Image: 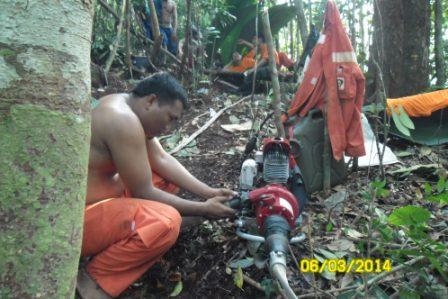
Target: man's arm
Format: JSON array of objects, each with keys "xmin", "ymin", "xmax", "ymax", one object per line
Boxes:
[
  {"xmin": 107, "ymin": 115, "xmax": 234, "ymax": 217},
  {"xmin": 147, "ymin": 138, "xmax": 232, "ymax": 198},
  {"xmin": 238, "ymin": 39, "xmax": 254, "ymax": 48}
]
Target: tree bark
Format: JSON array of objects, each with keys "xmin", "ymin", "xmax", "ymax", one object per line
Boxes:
[
  {"xmin": 0, "ymin": 1, "xmax": 92, "ymax": 298},
  {"xmin": 148, "ymin": 0, "xmax": 163, "ymax": 62},
  {"xmin": 97, "ymin": 0, "xmax": 119, "ymax": 21},
  {"xmin": 104, "ymin": 0, "xmax": 126, "ymax": 75},
  {"xmin": 179, "ymin": 0, "xmax": 192, "ymax": 83},
  {"xmin": 125, "ymin": 0, "xmax": 133, "ymax": 78},
  {"xmin": 262, "ymin": 9, "xmax": 285, "ymax": 138},
  {"xmin": 294, "ymin": 0, "xmax": 308, "ymax": 50},
  {"xmin": 434, "ymin": 0, "xmax": 446, "ymax": 86},
  {"xmin": 368, "ymin": 0, "xmax": 430, "ymax": 98}
]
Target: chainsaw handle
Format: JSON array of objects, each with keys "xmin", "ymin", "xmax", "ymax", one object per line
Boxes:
[{"xmin": 226, "ymin": 196, "xmax": 242, "ymax": 209}]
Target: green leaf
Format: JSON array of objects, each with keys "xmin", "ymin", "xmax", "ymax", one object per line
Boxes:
[
  {"xmin": 261, "ymin": 279, "xmax": 276, "ymax": 298},
  {"xmin": 234, "ymin": 266, "xmax": 244, "ymax": 289},
  {"xmin": 388, "ymin": 206, "xmax": 431, "ymax": 226},
  {"xmin": 424, "ymin": 183, "xmax": 432, "ymax": 196},
  {"xmin": 398, "ymin": 105, "xmax": 415, "ymax": 130},
  {"xmin": 426, "ymin": 192, "xmax": 448, "ymax": 204},
  {"xmin": 398, "ymin": 288, "xmax": 420, "ymax": 299},
  {"xmin": 377, "ymin": 189, "xmax": 390, "ymax": 198},
  {"xmin": 370, "ymin": 285, "xmax": 390, "ymax": 299},
  {"xmin": 426, "ymin": 254, "xmax": 448, "ymax": 282},
  {"xmin": 371, "ymin": 180, "xmax": 386, "ymax": 189},
  {"xmin": 391, "ymin": 109, "xmax": 410, "ymax": 136},
  {"xmin": 229, "ymin": 258, "xmax": 254, "ymax": 269},
  {"xmin": 437, "ymin": 177, "xmax": 446, "ymax": 193},
  {"xmin": 378, "ymin": 225, "xmax": 393, "ymax": 241},
  {"xmin": 326, "ymin": 222, "xmax": 333, "ymax": 232},
  {"xmin": 375, "ymin": 208, "xmax": 388, "ymax": 224},
  {"xmin": 0, "ymin": 48, "xmax": 16, "ymax": 57},
  {"xmin": 169, "ymin": 281, "xmax": 183, "ymax": 297}
]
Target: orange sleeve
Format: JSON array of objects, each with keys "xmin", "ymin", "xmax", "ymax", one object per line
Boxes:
[{"xmin": 226, "ymin": 65, "xmax": 246, "ymax": 73}]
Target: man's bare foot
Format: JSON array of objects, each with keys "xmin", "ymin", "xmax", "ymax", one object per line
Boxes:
[{"xmin": 76, "ymin": 266, "xmax": 111, "ymax": 299}]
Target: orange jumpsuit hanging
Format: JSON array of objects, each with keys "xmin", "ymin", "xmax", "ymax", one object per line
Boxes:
[
  {"xmin": 288, "ymin": 1, "xmax": 365, "ymax": 161},
  {"xmin": 81, "ymin": 173, "xmax": 181, "ymax": 297}
]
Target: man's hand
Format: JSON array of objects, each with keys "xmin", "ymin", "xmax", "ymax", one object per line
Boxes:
[
  {"xmin": 171, "ymin": 33, "xmax": 178, "ymax": 42},
  {"xmin": 209, "ymin": 188, "xmax": 237, "ymax": 198},
  {"xmin": 203, "ymin": 196, "xmax": 235, "ymax": 219}
]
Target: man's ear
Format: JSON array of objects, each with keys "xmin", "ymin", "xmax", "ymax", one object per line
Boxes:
[{"xmin": 145, "ymin": 94, "xmax": 158, "ymax": 109}]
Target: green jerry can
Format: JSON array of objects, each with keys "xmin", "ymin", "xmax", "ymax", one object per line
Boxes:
[{"xmin": 289, "ymin": 109, "xmax": 347, "ymax": 194}]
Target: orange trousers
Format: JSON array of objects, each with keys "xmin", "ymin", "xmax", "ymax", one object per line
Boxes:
[{"xmin": 81, "ymin": 173, "xmax": 181, "ymax": 297}]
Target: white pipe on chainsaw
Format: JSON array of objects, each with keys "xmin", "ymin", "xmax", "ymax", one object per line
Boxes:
[
  {"xmin": 271, "ymin": 264, "xmax": 298, "ymax": 299},
  {"xmin": 236, "ymin": 228, "xmax": 266, "ymax": 243},
  {"xmin": 269, "ymin": 251, "xmax": 298, "ymax": 299},
  {"xmin": 236, "ymin": 228, "xmax": 306, "ymax": 244}
]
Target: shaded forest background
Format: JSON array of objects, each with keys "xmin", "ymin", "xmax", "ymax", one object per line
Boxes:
[{"xmin": 91, "ymin": 0, "xmax": 447, "ymax": 96}]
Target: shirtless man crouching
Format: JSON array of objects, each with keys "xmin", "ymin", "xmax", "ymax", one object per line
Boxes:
[{"xmin": 76, "ymin": 72, "xmax": 235, "ymax": 298}]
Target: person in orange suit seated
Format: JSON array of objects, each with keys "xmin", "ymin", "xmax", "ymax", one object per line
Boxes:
[
  {"xmin": 237, "ymin": 34, "xmax": 281, "ymax": 94},
  {"xmin": 223, "ymin": 52, "xmax": 255, "ymax": 73},
  {"xmin": 76, "ymin": 72, "xmax": 236, "ymax": 298},
  {"xmin": 209, "ymin": 52, "xmax": 255, "ymax": 87}
]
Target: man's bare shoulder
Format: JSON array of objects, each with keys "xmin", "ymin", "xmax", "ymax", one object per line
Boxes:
[{"xmin": 92, "ymin": 93, "xmax": 143, "ymax": 142}]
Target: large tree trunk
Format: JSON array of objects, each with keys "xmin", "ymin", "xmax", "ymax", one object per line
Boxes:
[
  {"xmin": 0, "ymin": 1, "xmax": 92, "ymax": 298},
  {"xmin": 368, "ymin": 0, "xmax": 430, "ymax": 98},
  {"xmin": 434, "ymin": 0, "xmax": 446, "ymax": 86}
]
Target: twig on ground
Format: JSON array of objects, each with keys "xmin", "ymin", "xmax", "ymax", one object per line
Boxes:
[
  {"xmin": 242, "ymin": 273, "xmax": 264, "ymax": 292},
  {"xmin": 169, "ymin": 95, "xmax": 252, "ymax": 155},
  {"xmin": 295, "ymin": 256, "xmax": 425, "ymax": 297},
  {"xmin": 355, "ymin": 256, "xmax": 425, "ymax": 293},
  {"xmin": 288, "ymin": 244, "xmax": 335, "ymax": 299}
]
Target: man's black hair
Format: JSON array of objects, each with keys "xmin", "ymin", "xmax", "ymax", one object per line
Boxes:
[
  {"xmin": 132, "ymin": 72, "xmax": 188, "ymax": 109},
  {"xmin": 256, "ymin": 33, "xmax": 265, "ymax": 41}
]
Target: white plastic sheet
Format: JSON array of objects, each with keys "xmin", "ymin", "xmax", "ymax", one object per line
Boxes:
[{"xmin": 344, "ymin": 114, "xmax": 399, "ymax": 167}]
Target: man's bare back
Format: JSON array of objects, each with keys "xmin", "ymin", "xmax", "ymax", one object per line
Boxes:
[
  {"xmin": 160, "ymin": 0, "xmax": 176, "ymax": 28},
  {"xmin": 86, "ymin": 93, "xmax": 135, "ymax": 204}
]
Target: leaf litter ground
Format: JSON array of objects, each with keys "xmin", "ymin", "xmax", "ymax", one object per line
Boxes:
[{"xmin": 91, "ymin": 83, "xmax": 447, "ymax": 299}]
